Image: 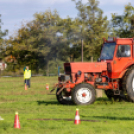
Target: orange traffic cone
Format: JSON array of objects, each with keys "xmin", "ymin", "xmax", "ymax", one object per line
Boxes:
[
  {"xmin": 46, "ymin": 83, "xmax": 49, "ymax": 90},
  {"xmin": 74, "ymin": 109, "xmax": 80, "ymax": 125},
  {"xmin": 14, "ymin": 112, "xmax": 20, "ymax": 129},
  {"xmin": 25, "ymin": 84, "xmax": 27, "ymax": 90}
]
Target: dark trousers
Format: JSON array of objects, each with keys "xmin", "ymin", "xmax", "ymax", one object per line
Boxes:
[{"xmin": 24, "ymin": 79, "xmax": 30, "ymax": 88}]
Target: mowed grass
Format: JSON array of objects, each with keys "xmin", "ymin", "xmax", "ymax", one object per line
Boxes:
[{"xmin": 1, "ymin": 77, "xmax": 134, "ymax": 134}]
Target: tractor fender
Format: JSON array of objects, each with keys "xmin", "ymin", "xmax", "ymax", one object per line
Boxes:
[
  {"xmin": 119, "ymin": 63, "xmax": 134, "ymax": 78},
  {"xmin": 72, "ymin": 82, "xmax": 95, "ymax": 90},
  {"xmin": 118, "ymin": 69, "xmax": 128, "ymax": 78}
]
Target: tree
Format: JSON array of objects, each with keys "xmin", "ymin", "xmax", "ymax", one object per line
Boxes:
[
  {"xmin": 72, "ymin": 0, "xmax": 109, "ymax": 60},
  {"xmin": 0, "ymin": 14, "xmax": 8, "ymax": 60},
  {"xmin": 33, "ymin": 10, "xmax": 69, "ymax": 75},
  {"xmin": 111, "ymin": 3, "xmax": 134, "ymax": 38},
  {"xmin": 6, "ymin": 1, "xmax": 110, "ymax": 74},
  {"xmin": 7, "ymin": 10, "xmax": 69, "ymax": 75}
]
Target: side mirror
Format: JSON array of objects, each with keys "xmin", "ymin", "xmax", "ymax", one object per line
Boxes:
[{"xmin": 97, "ymin": 58, "xmax": 101, "ymax": 62}]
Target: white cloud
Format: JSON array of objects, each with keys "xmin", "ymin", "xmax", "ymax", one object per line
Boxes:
[
  {"xmin": 0, "ymin": 11, "xmax": 7, "ymax": 15},
  {"xmin": 103, "ymin": 10, "xmax": 123, "ymax": 19},
  {"xmin": 0, "ymin": 0, "xmax": 27, "ymax": 4},
  {"xmin": 81, "ymin": 0, "xmax": 88, "ymax": 3},
  {"xmin": 99, "ymin": 0, "xmax": 134, "ymax": 6},
  {"xmin": 1, "ymin": 0, "xmax": 133, "ymax": 5},
  {"xmin": 113, "ymin": 0, "xmax": 134, "ymax": 5},
  {"xmin": 0, "ymin": 0, "xmax": 70, "ymax": 4},
  {"xmin": 67, "ymin": 0, "xmax": 134, "ymax": 6}
]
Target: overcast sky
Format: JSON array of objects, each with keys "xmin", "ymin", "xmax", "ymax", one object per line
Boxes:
[{"xmin": 1, "ymin": 0, "xmax": 134, "ymax": 38}]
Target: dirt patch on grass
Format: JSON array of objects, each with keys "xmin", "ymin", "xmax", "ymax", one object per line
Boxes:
[{"xmin": 0, "ymin": 101, "xmax": 16, "ymax": 104}]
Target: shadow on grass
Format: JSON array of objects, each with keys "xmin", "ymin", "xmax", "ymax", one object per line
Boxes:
[
  {"xmin": 37, "ymin": 100, "xmax": 74, "ymax": 106},
  {"xmin": 96, "ymin": 97, "xmax": 110, "ymax": 101},
  {"xmin": 96, "ymin": 97, "xmax": 128, "ymax": 104},
  {"xmin": 37, "ymin": 98, "xmax": 118, "ymax": 106},
  {"xmin": 37, "ymin": 100, "xmax": 59, "ymax": 105},
  {"xmin": 93, "ymin": 116, "xmax": 134, "ymax": 121},
  {"xmin": 95, "ymin": 97, "xmax": 114, "ymax": 104},
  {"xmin": 80, "ymin": 114, "xmax": 134, "ymax": 121}
]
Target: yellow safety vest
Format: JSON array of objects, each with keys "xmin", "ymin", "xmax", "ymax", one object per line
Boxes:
[{"xmin": 24, "ymin": 70, "xmax": 31, "ymax": 79}]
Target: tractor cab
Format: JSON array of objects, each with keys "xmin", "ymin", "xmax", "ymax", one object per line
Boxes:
[
  {"xmin": 100, "ymin": 38, "xmax": 132, "ymax": 61},
  {"xmin": 100, "ymin": 38, "xmax": 133, "ymax": 78}
]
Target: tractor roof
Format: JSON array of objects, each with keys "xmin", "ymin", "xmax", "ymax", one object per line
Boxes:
[{"xmin": 103, "ymin": 38, "xmax": 134, "ymax": 45}]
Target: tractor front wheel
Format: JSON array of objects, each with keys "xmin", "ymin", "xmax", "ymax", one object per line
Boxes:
[
  {"xmin": 56, "ymin": 88, "xmax": 72, "ymax": 104},
  {"xmin": 72, "ymin": 83, "xmax": 96, "ymax": 105}
]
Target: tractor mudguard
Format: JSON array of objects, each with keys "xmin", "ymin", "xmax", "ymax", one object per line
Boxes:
[{"xmin": 118, "ymin": 69, "xmax": 128, "ymax": 78}]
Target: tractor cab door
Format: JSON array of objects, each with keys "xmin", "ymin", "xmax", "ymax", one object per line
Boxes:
[{"xmin": 113, "ymin": 44, "xmax": 132, "ymax": 78}]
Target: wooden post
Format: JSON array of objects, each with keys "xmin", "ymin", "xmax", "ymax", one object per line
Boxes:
[
  {"xmin": 81, "ymin": 39, "xmax": 83, "ymax": 62},
  {"xmin": 96, "ymin": 89, "xmax": 103, "ymax": 98},
  {"xmin": 91, "ymin": 57, "xmax": 93, "ymax": 62}
]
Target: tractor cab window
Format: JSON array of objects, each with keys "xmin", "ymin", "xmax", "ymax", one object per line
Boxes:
[
  {"xmin": 100, "ymin": 43, "xmax": 116, "ymax": 60},
  {"xmin": 116, "ymin": 45, "xmax": 131, "ymax": 57}
]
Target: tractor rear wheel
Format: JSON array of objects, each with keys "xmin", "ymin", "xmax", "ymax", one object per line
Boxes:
[
  {"xmin": 56, "ymin": 88, "xmax": 73, "ymax": 104},
  {"xmin": 126, "ymin": 69, "xmax": 134, "ymax": 101},
  {"xmin": 72, "ymin": 83, "xmax": 96, "ymax": 105}
]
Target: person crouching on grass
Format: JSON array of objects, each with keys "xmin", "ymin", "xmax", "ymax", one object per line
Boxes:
[{"xmin": 24, "ymin": 66, "xmax": 31, "ymax": 88}]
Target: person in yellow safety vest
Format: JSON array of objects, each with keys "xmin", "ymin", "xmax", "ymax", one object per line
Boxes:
[{"xmin": 24, "ymin": 66, "xmax": 31, "ymax": 88}]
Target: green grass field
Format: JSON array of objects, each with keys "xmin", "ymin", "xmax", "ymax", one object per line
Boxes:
[{"xmin": 1, "ymin": 76, "xmax": 134, "ymax": 134}]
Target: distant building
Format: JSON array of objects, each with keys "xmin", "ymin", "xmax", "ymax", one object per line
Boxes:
[{"xmin": 0, "ymin": 62, "xmax": 7, "ymax": 70}]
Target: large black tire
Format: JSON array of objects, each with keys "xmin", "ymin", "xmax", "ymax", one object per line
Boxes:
[
  {"xmin": 105, "ymin": 89, "xmax": 125, "ymax": 101},
  {"xmin": 105, "ymin": 89, "xmax": 113, "ymax": 100},
  {"xmin": 72, "ymin": 83, "xmax": 96, "ymax": 105},
  {"xmin": 119, "ymin": 66, "xmax": 134, "ymax": 102},
  {"xmin": 56, "ymin": 88, "xmax": 73, "ymax": 104},
  {"xmin": 126, "ymin": 69, "xmax": 134, "ymax": 101}
]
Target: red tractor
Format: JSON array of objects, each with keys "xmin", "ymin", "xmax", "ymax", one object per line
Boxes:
[{"xmin": 51, "ymin": 38, "xmax": 134, "ymax": 105}]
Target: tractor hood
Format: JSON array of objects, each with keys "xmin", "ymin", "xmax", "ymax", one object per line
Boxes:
[{"xmin": 64, "ymin": 62, "xmax": 107, "ymax": 74}]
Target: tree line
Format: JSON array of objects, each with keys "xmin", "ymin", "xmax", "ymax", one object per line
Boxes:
[{"xmin": 0, "ymin": 0, "xmax": 134, "ymax": 76}]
